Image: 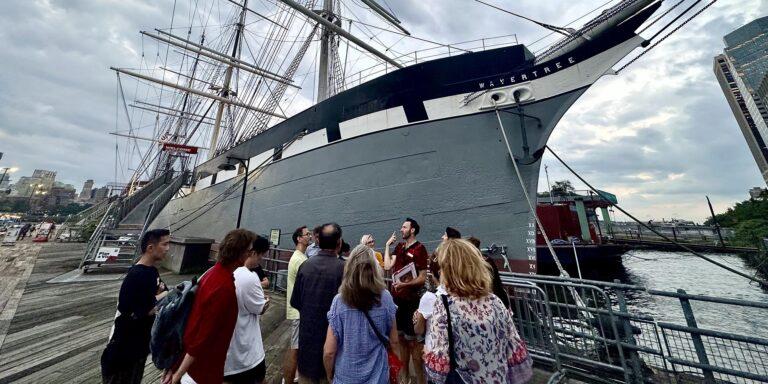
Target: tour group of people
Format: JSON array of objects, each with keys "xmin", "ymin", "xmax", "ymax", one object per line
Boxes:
[{"xmin": 100, "ymin": 218, "xmax": 533, "ymax": 384}]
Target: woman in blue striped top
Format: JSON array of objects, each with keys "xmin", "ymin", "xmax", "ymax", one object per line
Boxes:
[{"xmin": 323, "ymin": 245, "xmax": 400, "ymax": 384}]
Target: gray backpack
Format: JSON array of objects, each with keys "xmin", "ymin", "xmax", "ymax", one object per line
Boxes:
[{"xmin": 150, "ymin": 277, "xmax": 199, "ymax": 370}]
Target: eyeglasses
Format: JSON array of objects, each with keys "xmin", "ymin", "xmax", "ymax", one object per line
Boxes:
[{"xmin": 302, "ymin": 233, "xmax": 312, "ymax": 237}]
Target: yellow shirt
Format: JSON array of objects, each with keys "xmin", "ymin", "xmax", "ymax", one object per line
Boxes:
[
  {"xmin": 374, "ymin": 251, "xmax": 384, "ymax": 268},
  {"xmin": 286, "ymin": 249, "xmax": 307, "ymax": 320}
]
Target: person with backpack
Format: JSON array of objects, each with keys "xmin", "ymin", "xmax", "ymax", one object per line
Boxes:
[
  {"xmin": 101, "ymin": 228, "xmax": 170, "ymax": 384},
  {"xmin": 224, "ymin": 234, "xmax": 272, "ymax": 383},
  {"xmin": 323, "ymin": 245, "xmax": 399, "ymax": 384},
  {"xmin": 164, "ymin": 229, "xmax": 258, "ymax": 384}
]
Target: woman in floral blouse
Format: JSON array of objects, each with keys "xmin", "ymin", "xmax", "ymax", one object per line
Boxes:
[{"xmin": 423, "ymin": 239, "xmax": 533, "ymax": 384}]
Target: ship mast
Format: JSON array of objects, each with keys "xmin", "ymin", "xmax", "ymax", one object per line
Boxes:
[
  {"xmin": 208, "ymin": 0, "xmax": 248, "ymax": 159},
  {"xmin": 316, "ymin": 0, "xmax": 335, "ymax": 102}
]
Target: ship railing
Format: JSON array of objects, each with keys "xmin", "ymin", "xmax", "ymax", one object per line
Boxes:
[
  {"xmin": 343, "ymin": 33, "xmax": 519, "ymax": 90},
  {"xmin": 501, "ymin": 272, "xmax": 768, "ymax": 383},
  {"xmin": 538, "ymin": 189, "xmax": 616, "ymax": 204}
]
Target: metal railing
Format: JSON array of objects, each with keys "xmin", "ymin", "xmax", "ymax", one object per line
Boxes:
[
  {"xmin": 239, "ymin": 247, "xmax": 768, "ymax": 383},
  {"xmin": 78, "ymin": 201, "xmax": 118, "ymax": 269},
  {"xmin": 53, "ymin": 197, "xmax": 117, "ymax": 241},
  {"xmin": 115, "ymin": 170, "xmax": 173, "ymax": 224},
  {"xmin": 132, "ymin": 171, "xmax": 190, "ymax": 262},
  {"xmin": 79, "ymin": 171, "xmax": 176, "ymax": 270},
  {"xmin": 343, "ymin": 34, "xmax": 519, "ymax": 90},
  {"xmin": 611, "ymin": 222, "xmax": 736, "ymax": 244},
  {"xmin": 501, "ymin": 272, "xmax": 768, "ymax": 383}
]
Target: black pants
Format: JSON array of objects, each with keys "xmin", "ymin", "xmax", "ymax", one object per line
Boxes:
[
  {"xmin": 224, "ymin": 360, "xmax": 266, "ymax": 384},
  {"xmin": 101, "ymin": 357, "xmax": 145, "ymax": 384}
]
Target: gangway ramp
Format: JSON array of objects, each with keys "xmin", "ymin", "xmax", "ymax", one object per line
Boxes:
[{"xmin": 79, "ymin": 171, "xmax": 188, "ymax": 272}]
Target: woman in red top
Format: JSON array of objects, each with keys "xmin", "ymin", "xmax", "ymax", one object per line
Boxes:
[{"xmin": 164, "ymin": 229, "xmax": 258, "ymax": 384}]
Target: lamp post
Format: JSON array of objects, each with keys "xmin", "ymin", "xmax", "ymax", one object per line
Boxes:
[
  {"xmin": 0, "ymin": 167, "xmax": 18, "ymax": 192},
  {"xmin": 218, "ymin": 157, "xmax": 249, "ymax": 228}
]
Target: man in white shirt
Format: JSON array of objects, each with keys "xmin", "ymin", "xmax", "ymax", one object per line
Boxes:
[{"xmin": 224, "ymin": 235, "xmax": 272, "ymax": 384}]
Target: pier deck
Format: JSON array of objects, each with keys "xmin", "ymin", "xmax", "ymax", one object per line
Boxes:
[{"xmin": 0, "ymin": 240, "xmax": 293, "ymax": 383}]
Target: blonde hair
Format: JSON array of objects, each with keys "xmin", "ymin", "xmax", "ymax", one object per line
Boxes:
[
  {"xmin": 340, "ymin": 245, "xmax": 386, "ymax": 310},
  {"xmin": 360, "ymin": 234, "xmax": 374, "ymax": 245},
  {"xmin": 436, "ymin": 238, "xmax": 492, "ymax": 299}
]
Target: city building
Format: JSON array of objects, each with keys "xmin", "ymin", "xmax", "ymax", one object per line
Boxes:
[
  {"xmin": 757, "ymin": 73, "xmax": 768, "ymax": 109},
  {"xmin": 714, "ymin": 16, "xmax": 768, "ymax": 186},
  {"xmin": 13, "ymin": 169, "xmax": 58, "ymax": 196},
  {"xmin": 79, "ymin": 179, "xmax": 94, "ymax": 201},
  {"xmin": 32, "ymin": 169, "xmax": 57, "ymax": 190},
  {"xmin": 49, "ymin": 185, "xmax": 77, "ymax": 207},
  {"xmin": 91, "ymin": 186, "xmax": 110, "ymax": 202}
]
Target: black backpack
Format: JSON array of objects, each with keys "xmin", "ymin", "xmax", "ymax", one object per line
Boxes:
[{"xmin": 150, "ymin": 277, "xmax": 199, "ymax": 370}]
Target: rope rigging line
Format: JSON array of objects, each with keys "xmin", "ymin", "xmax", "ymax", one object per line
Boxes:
[
  {"xmin": 527, "ymin": 0, "xmax": 618, "ymax": 53},
  {"xmin": 645, "ymin": 0, "xmax": 704, "ymax": 43},
  {"xmin": 638, "ymin": 0, "xmax": 686, "ymax": 34},
  {"xmin": 492, "ymin": 107, "xmax": 569, "ymax": 278},
  {"xmin": 544, "ymin": 145, "xmax": 768, "ymax": 287},
  {"xmin": 169, "ymin": 129, "xmax": 306, "ymax": 231},
  {"xmin": 616, "ymin": 0, "xmax": 718, "ymax": 74},
  {"xmin": 474, "ymin": 0, "xmax": 573, "ymax": 37},
  {"xmin": 492, "ymin": 105, "xmax": 596, "ymax": 321}
]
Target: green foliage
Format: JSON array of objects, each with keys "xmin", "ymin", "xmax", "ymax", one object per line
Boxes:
[
  {"xmin": 551, "ymin": 180, "xmax": 576, "ymax": 196},
  {"xmin": 732, "ymin": 219, "xmax": 768, "ymax": 248},
  {"xmin": 707, "ymin": 197, "xmax": 768, "ymax": 247},
  {"xmin": 50, "ymin": 203, "xmax": 91, "ymax": 216},
  {"xmin": 0, "ymin": 199, "xmax": 29, "ymax": 212},
  {"xmin": 80, "ymin": 220, "xmax": 97, "ymax": 242}
]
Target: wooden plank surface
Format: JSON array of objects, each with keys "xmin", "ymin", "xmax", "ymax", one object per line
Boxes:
[{"xmin": 0, "ymin": 241, "xmax": 291, "ymax": 384}]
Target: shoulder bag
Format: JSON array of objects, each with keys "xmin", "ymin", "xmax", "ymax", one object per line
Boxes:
[
  {"xmin": 362, "ymin": 310, "xmax": 403, "ymax": 384},
  {"xmin": 440, "ymin": 295, "xmax": 467, "ymax": 384}
]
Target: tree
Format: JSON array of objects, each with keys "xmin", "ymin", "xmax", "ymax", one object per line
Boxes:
[
  {"xmin": 550, "ymin": 180, "xmax": 575, "ymax": 196},
  {"xmin": 51, "ymin": 203, "xmax": 91, "ymax": 216},
  {"xmin": 732, "ymin": 219, "xmax": 768, "ymax": 248},
  {"xmin": 706, "ymin": 198, "xmax": 768, "ymax": 247}
]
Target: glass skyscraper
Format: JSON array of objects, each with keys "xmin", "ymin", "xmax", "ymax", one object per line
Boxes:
[{"xmin": 714, "ymin": 16, "xmax": 768, "ymax": 186}]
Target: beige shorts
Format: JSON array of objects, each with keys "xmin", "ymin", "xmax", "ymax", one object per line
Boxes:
[{"xmin": 290, "ymin": 318, "xmax": 300, "ymax": 349}]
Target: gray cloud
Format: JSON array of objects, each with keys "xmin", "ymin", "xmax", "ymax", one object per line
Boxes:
[{"xmin": 0, "ymin": 0, "xmax": 765, "ymax": 221}]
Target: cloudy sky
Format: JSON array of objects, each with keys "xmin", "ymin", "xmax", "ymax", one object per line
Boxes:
[{"xmin": 0, "ymin": 0, "xmax": 765, "ymax": 221}]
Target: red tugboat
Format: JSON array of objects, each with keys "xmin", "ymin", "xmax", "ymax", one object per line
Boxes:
[{"xmin": 535, "ymin": 189, "xmax": 628, "ymax": 275}]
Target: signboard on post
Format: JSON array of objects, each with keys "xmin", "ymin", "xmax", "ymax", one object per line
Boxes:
[
  {"xmin": 95, "ymin": 247, "xmax": 121, "ymax": 262},
  {"xmin": 269, "ymin": 229, "xmax": 280, "ymax": 246},
  {"xmin": 162, "ymin": 143, "xmax": 199, "ymax": 154}
]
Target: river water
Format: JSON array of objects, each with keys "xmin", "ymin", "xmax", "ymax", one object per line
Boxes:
[{"xmin": 583, "ymin": 250, "xmax": 768, "ymax": 337}]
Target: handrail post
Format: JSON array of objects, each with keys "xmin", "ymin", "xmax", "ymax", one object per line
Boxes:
[
  {"xmin": 615, "ymin": 280, "xmax": 644, "ymax": 383},
  {"xmin": 678, "ymin": 289, "xmax": 715, "ymax": 383}
]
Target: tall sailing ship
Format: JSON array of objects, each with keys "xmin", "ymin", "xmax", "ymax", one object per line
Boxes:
[{"xmin": 106, "ymin": 0, "xmax": 671, "ymax": 273}]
